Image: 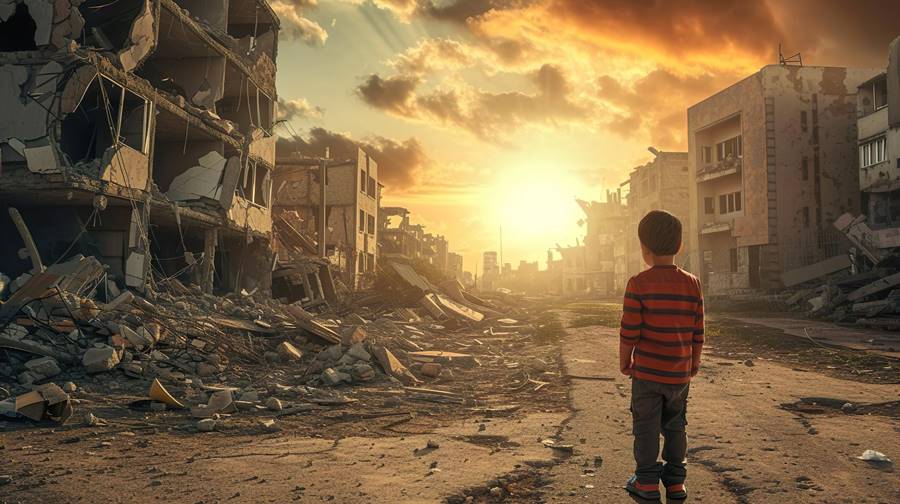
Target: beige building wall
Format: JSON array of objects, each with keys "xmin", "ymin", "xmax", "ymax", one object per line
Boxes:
[{"xmin": 688, "ymin": 65, "xmax": 880, "ymax": 294}]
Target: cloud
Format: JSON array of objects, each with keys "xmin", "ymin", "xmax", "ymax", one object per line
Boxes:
[
  {"xmin": 357, "ymin": 64, "xmax": 592, "ymax": 141},
  {"xmin": 270, "ymin": 0, "xmax": 328, "ymax": 46},
  {"xmin": 391, "ymin": 38, "xmax": 476, "ymax": 75},
  {"xmin": 356, "ymin": 74, "xmax": 420, "ymax": 114},
  {"xmin": 277, "ymin": 128, "xmax": 431, "ymax": 189},
  {"xmin": 278, "ymin": 97, "xmax": 324, "ymax": 121}
]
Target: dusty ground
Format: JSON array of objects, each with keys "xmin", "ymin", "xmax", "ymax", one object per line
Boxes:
[{"xmin": 2, "ymin": 304, "xmax": 899, "ymax": 503}]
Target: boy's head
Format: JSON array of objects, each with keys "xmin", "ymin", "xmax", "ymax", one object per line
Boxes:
[{"xmin": 638, "ymin": 210, "xmax": 682, "ymax": 266}]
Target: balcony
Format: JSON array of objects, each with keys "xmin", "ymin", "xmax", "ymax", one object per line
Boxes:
[
  {"xmin": 697, "ymin": 157, "xmax": 742, "ymax": 183},
  {"xmin": 700, "ymin": 221, "xmax": 732, "ymax": 235}
]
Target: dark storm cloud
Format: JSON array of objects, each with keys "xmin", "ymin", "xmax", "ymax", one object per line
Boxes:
[
  {"xmin": 356, "ymin": 74, "xmax": 420, "ymax": 114},
  {"xmin": 277, "ymin": 128, "xmax": 430, "ymax": 189}
]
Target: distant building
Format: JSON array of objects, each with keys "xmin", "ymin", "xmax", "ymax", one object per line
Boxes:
[
  {"xmin": 688, "ymin": 65, "xmax": 880, "ymax": 294},
  {"xmin": 481, "ymin": 251, "xmax": 499, "ymax": 290},
  {"xmin": 577, "ymin": 193, "xmax": 628, "ymax": 295},
  {"xmin": 447, "ymin": 252, "xmax": 464, "ymax": 281},
  {"xmin": 380, "ymin": 207, "xmax": 423, "ymax": 261},
  {"xmin": 623, "ymin": 150, "xmax": 691, "ymax": 283},
  {"xmin": 273, "ymin": 148, "xmax": 379, "ymax": 288},
  {"xmin": 557, "ymin": 245, "xmax": 587, "ymax": 294}
]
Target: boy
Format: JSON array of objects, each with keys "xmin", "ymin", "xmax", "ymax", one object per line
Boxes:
[{"xmin": 620, "ymin": 210, "xmax": 704, "ymax": 501}]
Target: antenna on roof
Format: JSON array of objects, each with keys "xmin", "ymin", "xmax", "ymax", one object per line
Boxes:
[{"xmin": 779, "ymin": 43, "xmax": 803, "ymax": 67}]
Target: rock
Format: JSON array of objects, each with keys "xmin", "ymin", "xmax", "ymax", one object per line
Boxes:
[
  {"xmin": 345, "ymin": 343, "xmax": 371, "ymax": 362},
  {"xmin": 263, "ymin": 351, "xmax": 281, "ymax": 363},
  {"xmin": 265, "ymin": 397, "xmax": 283, "ymax": 412},
  {"xmin": 316, "ymin": 345, "xmax": 344, "ymax": 363},
  {"xmin": 17, "ymin": 371, "xmax": 38, "ymax": 385},
  {"xmin": 138, "ymin": 324, "xmax": 161, "ymax": 344},
  {"xmin": 196, "ymin": 363, "xmax": 218, "ymax": 377},
  {"xmin": 120, "ymin": 326, "xmax": 152, "ymax": 350},
  {"xmin": 121, "ymin": 362, "xmax": 143, "ymax": 378},
  {"xmin": 239, "ymin": 390, "xmax": 260, "ymax": 402},
  {"xmin": 62, "ymin": 381, "xmax": 77, "ymax": 393},
  {"xmin": 489, "ymin": 487, "xmax": 503, "ymax": 498},
  {"xmin": 322, "ymin": 367, "xmax": 350, "ymax": 386},
  {"xmin": 276, "ymin": 341, "xmax": 303, "ymax": 361},
  {"xmin": 82, "ymin": 345, "xmax": 120, "ymax": 373},
  {"xmin": 196, "ymin": 418, "xmax": 216, "ymax": 432},
  {"xmin": 420, "ymin": 362, "xmax": 442, "ymax": 378},
  {"xmin": 341, "ymin": 325, "xmax": 368, "ymax": 346},
  {"xmin": 743, "ymin": 359, "xmax": 755, "ymax": 367},
  {"xmin": 351, "ymin": 363, "xmax": 375, "ymax": 381},
  {"xmin": 1, "ymin": 323, "xmax": 28, "ymax": 340},
  {"xmin": 841, "ymin": 402, "xmax": 856, "ymax": 413}
]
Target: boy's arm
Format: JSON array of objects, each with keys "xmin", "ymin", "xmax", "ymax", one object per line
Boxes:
[
  {"xmin": 691, "ymin": 284, "xmax": 705, "ymax": 376},
  {"xmin": 620, "ymin": 278, "xmax": 642, "ymax": 375}
]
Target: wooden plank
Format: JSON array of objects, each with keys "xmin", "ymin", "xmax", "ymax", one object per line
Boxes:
[{"xmin": 283, "ymin": 305, "xmax": 341, "ymax": 344}]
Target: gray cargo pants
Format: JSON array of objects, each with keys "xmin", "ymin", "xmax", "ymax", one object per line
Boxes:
[{"xmin": 631, "ymin": 378, "xmax": 690, "ymax": 486}]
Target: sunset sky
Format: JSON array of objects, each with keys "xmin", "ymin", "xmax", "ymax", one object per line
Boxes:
[{"xmin": 273, "ymin": 0, "xmax": 900, "ymax": 273}]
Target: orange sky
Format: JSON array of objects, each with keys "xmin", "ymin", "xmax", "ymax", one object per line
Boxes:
[{"xmin": 274, "ymin": 0, "xmax": 900, "ymax": 273}]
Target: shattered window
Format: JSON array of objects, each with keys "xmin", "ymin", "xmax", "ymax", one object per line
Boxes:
[
  {"xmin": 61, "ymin": 75, "xmax": 149, "ymax": 163},
  {"xmin": 0, "ymin": 3, "xmax": 38, "ymax": 51}
]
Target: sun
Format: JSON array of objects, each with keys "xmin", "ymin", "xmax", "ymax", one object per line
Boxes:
[{"xmin": 489, "ymin": 162, "xmax": 585, "ymax": 263}]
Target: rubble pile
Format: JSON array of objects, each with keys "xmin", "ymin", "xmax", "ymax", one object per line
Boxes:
[
  {"xmin": 1, "ymin": 254, "xmax": 552, "ymax": 428},
  {"xmin": 781, "ymin": 213, "xmax": 900, "ymax": 329}
]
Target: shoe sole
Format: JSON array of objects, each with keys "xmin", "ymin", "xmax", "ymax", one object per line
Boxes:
[
  {"xmin": 625, "ymin": 485, "xmax": 661, "ymax": 500},
  {"xmin": 666, "ymin": 491, "xmax": 688, "ymax": 500}
]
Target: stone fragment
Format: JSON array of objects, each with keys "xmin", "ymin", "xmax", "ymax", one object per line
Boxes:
[
  {"xmin": 82, "ymin": 345, "xmax": 120, "ymax": 373},
  {"xmin": 196, "ymin": 418, "xmax": 216, "ymax": 432},
  {"xmin": 25, "ymin": 356, "xmax": 62, "ymax": 380},
  {"xmin": 316, "ymin": 345, "xmax": 343, "ymax": 363},
  {"xmin": 345, "ymin": 343, "xmax": 371, "ymax": 362},
  {"xmin": 420, "ymin": 362, "xmax": 442, "ymax": 378},
  {"xmin": 265, "ymin": 397, "xmax": 283, "ymax": 412},
  {"xmin": 276, "ymin": 341, "xmax": 303, "ymax": 361},
  {"xmin": 340, "ymin": 325, "xmax": 367, "ymax": 346},
  {"xmin": 321, "ymin": 367, "xmax": 350, "ymax": 386},
  {"xmin": 239, "ymin": 390, "xmax": 259, "ymax": 402},
  {"xmin": 61, "ymin": 381, "xmax": 77, "ymax": 393},
  {"xmin": 196, "ymin": 363, "xmax": 217, "ymax": 377}
]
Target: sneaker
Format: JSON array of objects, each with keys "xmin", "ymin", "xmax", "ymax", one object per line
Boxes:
[
  {"xmin": 625, "ymin": 475, "xmax": 661, "ymax": 500},
  {"xmin": 665, "ymin": 483, "xmax": 688, "ymax": 500}
]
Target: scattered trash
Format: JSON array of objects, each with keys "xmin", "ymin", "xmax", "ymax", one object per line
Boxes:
[{"xmin": 857, "ymin": 450, "xmax": 892, "ymax": 463}]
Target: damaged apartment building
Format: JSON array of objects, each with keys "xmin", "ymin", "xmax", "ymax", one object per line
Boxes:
[
  {"xmin": 0, "ymin": 0, "xmax": 280, "ymax": 294},
  {"xmin": 847, "ymin": 36, "xmax": 900, "ymax": 243},
  {"xmin": 687, "ymin": 64, "xmax": 880, "ymax": 294},
  {"xmin": 273, "ymin": 149, "xmax": 380, "ymax": 289},
  {"xmin": 570, "ymin": 192, "xmax": 627, "ymax": 295},
  {"xmin": 619, "ymin": 149, "xmax": 691, "ymax": 289}
]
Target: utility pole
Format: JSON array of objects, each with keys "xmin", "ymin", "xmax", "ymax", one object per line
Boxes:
[
  {"xmin": 318, "ymin": 148, "xmax": 330, "ymax": 258},
  {"xmin": 499, "ymin": 225, "xmax": 503, "ymax": 278}
]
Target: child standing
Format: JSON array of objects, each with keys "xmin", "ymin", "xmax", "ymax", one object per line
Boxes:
[{"xmin": 620, "ymin": 210, "xmax": 704, "ymax": 501}]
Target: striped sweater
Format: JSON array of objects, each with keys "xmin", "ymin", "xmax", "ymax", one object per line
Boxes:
[{"xmin": 619, "ymin": 265, "xmax": 704, "ymax": 384}]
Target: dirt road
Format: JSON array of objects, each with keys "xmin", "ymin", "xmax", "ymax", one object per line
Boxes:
[
  {"xmin": 2, "ymin": 309, "xmax": 898, "ymax": 503},
  {"xmin": 538, "ymin": 314, "xmax": 899, "ymax": 503}
]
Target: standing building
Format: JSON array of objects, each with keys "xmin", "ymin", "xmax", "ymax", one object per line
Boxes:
[
  {"xmin": 273, "ymin": 148, "xmax": 379, "ymax": 288},
  {"xmin": 624, "ymin": 150, "xmax": 691, "ymax": 281},
  {"xmin": 687, "ymin": 64, "xmax": 880, "ymax": 294},
  {"xmin": 0, "ymin": 0, "xmax": 280, "ymax": 295},
  {"xmin": 481, "ymin": 251, "xmax": 499, "ymax": 290},
  {"xmin": 856, "ymin": 37, "xmax": 900, "ymax": 233}
]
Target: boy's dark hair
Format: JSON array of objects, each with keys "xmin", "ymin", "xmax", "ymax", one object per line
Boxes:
[{"xmin": 638, "ymin": 210, "xmax": 682, "ymax": 256}]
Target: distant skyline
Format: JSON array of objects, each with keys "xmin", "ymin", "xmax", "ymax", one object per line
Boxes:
[{"xmin": 273, "ymin": 0, "xmax": 900, "ymax": 272}]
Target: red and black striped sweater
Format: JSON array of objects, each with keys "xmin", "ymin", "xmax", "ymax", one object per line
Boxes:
[{"xmin": 619, "ymin": 265, "xmax": 704, "ymax": 385}]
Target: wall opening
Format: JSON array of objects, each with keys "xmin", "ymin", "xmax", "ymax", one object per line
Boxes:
[{"xmin": 0, "ymin": 3, "xmax": 38, "ymax": 51}]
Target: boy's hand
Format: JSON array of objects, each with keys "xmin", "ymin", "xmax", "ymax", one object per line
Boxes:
[
  {"xmin": 621, "ymin": 364, "xmax": 634, "ymax": 376},
  {"xmin": 690, "ymin": 366, "xmax": 699, "ymax": 377}
]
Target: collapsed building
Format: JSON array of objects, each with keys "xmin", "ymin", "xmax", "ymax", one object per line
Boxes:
[
  {"xmin": 0, "ymin": 0, "xmax": 280, "ymax": 295},
  {"xmin": 273, "ymin": 149, "xmax": 380, "ymax": 289},
  {"xmin": 573, "ymin": 192, "xmax": 627, "ymax": 295},
  {"xmin": 380, "ymin": 206, "xmax": 424, "ymax": 261},
  {"xmin": 687, "ymin": 64, "xmax": 881, "ymax": 294}
]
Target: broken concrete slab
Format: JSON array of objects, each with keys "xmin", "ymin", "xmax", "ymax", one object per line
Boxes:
[
  {"xmin": 782, "ymin": 255, "xmax": 852, "ymax": 288},
  {"xmin": 166, "ymin": 151, "xmax": 227, "ymax": 202},
  {"xmin": 276, "ymin": 341, "xmax": 303, "ymax": 361},
  {"xmin": 82, "ymin": 345, "xmax": 120, "ymax": 373},
  {"xmin": 372, "ymin": 346, "xmax": 419, "ymax": 384},
  {"xmin": 847, "ymin": 271, "xmax": 900, "ymax": 302}
]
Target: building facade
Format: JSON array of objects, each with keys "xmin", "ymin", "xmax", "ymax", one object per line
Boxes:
[
  {"xmin": 273, "ymin": 148, "xmax": 379, "ymax": 287},
  {"xmin": 688, "ymin": 65, "xmax": 880, "ymax": 294},
  {"xmin": 0, "ymin": 0, "xmax": 280, "ymax": 294},
  {"xmin": 857, "ymin": 37, "xmax": 900, "ymax": 233},
  {"xmin": 624, "ymin": 150, "xmax": 692, "ymax": 282},
  {"xmin": 577, "ymin": 193, "xmax": 628, "ymax": 295}
]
